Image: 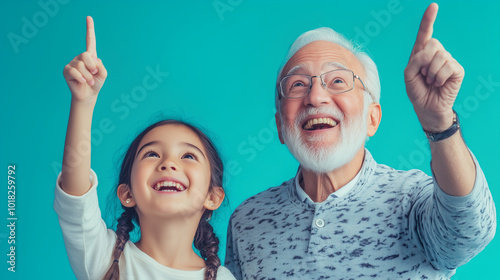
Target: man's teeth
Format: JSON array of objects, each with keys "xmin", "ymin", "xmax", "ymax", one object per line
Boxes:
[
  {"xmin": 154, "ymin": 181, "xmax": 187, "ymax": 192},
  {"xmin": 303, "ymin": 118, "xmax": 338, "ymax": 130}
]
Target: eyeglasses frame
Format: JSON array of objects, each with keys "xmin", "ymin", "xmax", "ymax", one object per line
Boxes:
[{"xmin": 278, "ymin": 69, "xmax": 374, "ymax": 101}]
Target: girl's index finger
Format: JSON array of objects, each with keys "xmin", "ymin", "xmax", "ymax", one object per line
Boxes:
[
  {"xmin": 86, "ymin": 16, "xmax": 97, "ymax": 56},
  {"xmin": 412, "ymin": 3, "xmax": 438, "ymax": 55}
]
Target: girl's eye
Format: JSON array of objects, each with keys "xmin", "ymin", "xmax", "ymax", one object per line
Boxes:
[
  {"xmin": 182, "ymin": 153, "xmax": 197, "ymax": 160},
  {"xmin": 144, "ymin": 151, "xmax": 159, "ymax": 158}
]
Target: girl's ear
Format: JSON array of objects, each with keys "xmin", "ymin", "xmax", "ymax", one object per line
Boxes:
[
  {"xmin": 204, "ymin": 186, "xmax": 225, "ymax": 210},
  {"xmin": 117, "ymin": 184, "xmax": 136, "ymax": 207}
]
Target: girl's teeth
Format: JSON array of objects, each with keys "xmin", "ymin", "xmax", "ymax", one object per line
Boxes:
[{"xmin": 154, "ymin": 181, "xmax": 187, "ymax": 191}]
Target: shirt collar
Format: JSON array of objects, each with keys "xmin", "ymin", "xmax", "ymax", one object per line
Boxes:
[{"xmin": 294, "ymin": 166, "xmax": 361, "ymax": 204}]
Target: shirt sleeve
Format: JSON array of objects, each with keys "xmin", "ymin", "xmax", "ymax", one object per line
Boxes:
[
  {"xmin": 53, "ymin": 170, "xmax": 116, "ymax": 280},
  {"xmin": 225, "ymin": 215, "xmax": 243, "ymax": 280},
  {"xmin": 408, "ymin": 151, "xmax": 496, "ymax": 270},
  {"xmin": 216, "ymin": 266, "xmax": 237, "ymax": 280}
]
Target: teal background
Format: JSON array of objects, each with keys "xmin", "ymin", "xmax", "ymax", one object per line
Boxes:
[{"xmin": 1, "ymin": 0, "xmax": 499, "ymax": 279}]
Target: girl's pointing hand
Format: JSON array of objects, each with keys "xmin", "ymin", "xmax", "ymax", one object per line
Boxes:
[{"xmin": 63, "ymin": 16, "xmax": 107, "ymax": 104}]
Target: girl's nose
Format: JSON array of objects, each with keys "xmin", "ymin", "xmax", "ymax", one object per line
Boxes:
[
  {"xmin": 159, "ymin": 160, "xmax": 177, "ymax": 171},
  {"xmin": 160, "ymin": 166, "xmax": 176, "ymax": 171}
]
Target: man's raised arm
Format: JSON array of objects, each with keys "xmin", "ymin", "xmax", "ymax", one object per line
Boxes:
[{"xmin": 404, "ymin": 3, "xmax": 474, "ymax": 196}]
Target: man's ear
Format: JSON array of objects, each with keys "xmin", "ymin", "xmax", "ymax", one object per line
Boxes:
[
  {"xmin": 203, "ymin": 186, "xmax": 225, "ymax": 210},
  {"xmin": 275, "ymin": 112, "xmax": 285, "ymax": 144},
  {"xmin": 367, "ymin": 103, "xmax": 382, "ymax": 137},
  {"xmin": 117, "ymin": 184, "xmax": 136, "ymax": 207}
]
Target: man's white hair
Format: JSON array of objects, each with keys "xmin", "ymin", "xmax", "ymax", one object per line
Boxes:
[{"xmin": 275, "ymin": 27, "xmax": 381, "ymax": 111}]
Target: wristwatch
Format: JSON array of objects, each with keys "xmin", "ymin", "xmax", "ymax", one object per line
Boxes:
[{"xmin": 423, "ymin": 111, "xmax": 460, "ymax": 142}]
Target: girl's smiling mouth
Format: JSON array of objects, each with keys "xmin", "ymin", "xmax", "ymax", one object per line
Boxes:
[{"xmin": 152, "ymin": 178, "xmax": 187, "ymax": 192}]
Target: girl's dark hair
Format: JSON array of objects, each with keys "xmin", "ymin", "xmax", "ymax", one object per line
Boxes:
[{"xmin": 102, "ymin": 120, "xmax": 224, "ymax": 280}]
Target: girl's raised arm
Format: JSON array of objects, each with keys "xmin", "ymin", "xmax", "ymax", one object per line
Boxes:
[{"xmin": 60, "ymin": 16, "xmax": 107, "ymax": 196}]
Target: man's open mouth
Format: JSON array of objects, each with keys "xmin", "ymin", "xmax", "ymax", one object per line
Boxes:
[
  {"xmin": 152, "ymin": 181, "xmax": 187, "ymax": 192},
  {"xmin": 302, "ymin": 117, "xmax": 338, "ymax": 130}
]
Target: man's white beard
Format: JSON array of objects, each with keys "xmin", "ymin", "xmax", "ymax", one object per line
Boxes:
[{"xmin": 281, "ymin": 102, "xmax": 369, "ymax": 174}]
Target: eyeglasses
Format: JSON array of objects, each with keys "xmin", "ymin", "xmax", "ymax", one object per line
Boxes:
[{"xmin": 279, "ymin": 69, "xmax": 372, "ymax": 100}]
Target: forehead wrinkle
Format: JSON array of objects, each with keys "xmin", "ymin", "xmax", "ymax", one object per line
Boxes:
[{"xmin": 281, "ymin": 41, "xmax": 365, "ymax": 79}]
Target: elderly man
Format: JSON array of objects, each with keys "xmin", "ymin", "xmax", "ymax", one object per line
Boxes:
[{"xmin": 225, "ymin": 3, "xmax": 496, "ymax": 280}]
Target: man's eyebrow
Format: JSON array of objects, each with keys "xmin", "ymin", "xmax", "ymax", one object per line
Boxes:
[
  {"xmin": 286, "ymin": 64, "xmax": 312, "ymax": 76},
  {"xmin": 286, "ymin": 62, "xmax": 348, "ymax": 76},
  {"xmin": 323, "ymin": 61, "xmax": 348, "ymax": 70},
  {"xmin": 136, "ymin": 141, "xmax": 159, "ymax": 158},
  {"xmin": 182, "ymin": 142, "xmax": 206, "ymax": 159}
]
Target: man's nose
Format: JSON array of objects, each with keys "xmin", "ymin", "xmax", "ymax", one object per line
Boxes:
[{"xmin": 304, "ymin": 76, "xmax": 332, "ymax": 107}]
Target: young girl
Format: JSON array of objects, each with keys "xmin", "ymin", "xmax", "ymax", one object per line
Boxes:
[{"xmin": 55, "ymin": 16, "xmax": 235, "ymax": 280}]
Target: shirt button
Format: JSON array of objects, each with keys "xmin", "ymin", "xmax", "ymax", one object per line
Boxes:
[{"xmin": 315, "ymin": 218, "xmax": 325, "ymax": 228}]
